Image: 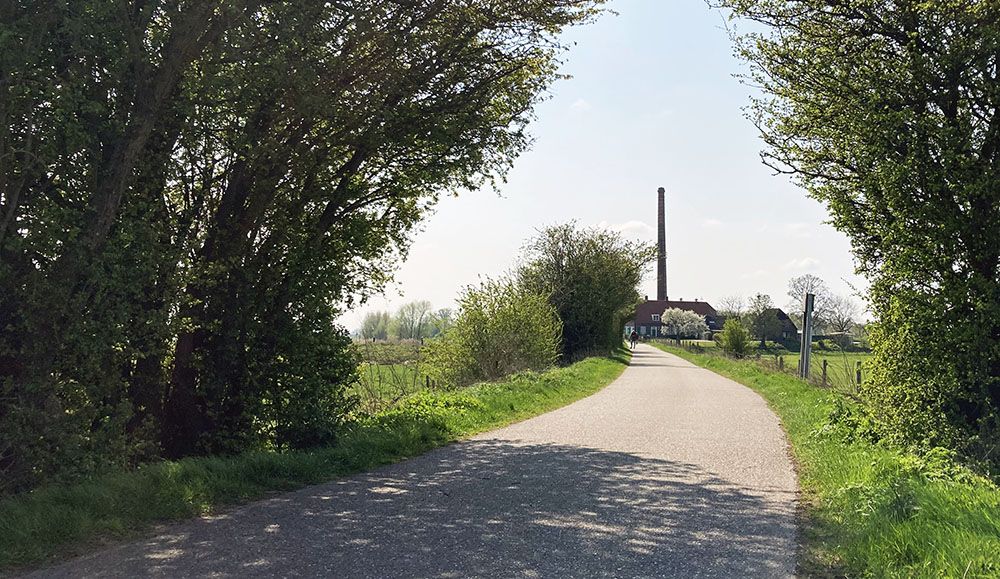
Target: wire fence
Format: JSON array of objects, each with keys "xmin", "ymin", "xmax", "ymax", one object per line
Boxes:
[{"xmin": 759, "ymin": 353, "xmax": 864, "ymax": 396}]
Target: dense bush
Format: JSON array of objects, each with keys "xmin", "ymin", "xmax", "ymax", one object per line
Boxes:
[
  {"xmin": 0, "ymin": 1, "xmax": 605, "ymax": 495},
  {"xmin": 423, "ymin": 278, "xmax": 561, "ymax": 387},
  {"xmin": 718, "ymin": 319, "xmax": 751, "ymax": 358},
  {"xmin": 724, "ymin": 0, "xmax": 1000, "ymax": 464},
  {"xmin": 518, "ymin": 223, "xmax": 656, "ymax": 359}
]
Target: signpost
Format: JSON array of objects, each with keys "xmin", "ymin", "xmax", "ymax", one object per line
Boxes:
[{"xmin": 799, "ymin": 292, "xmax": 815, "ymax": 379}]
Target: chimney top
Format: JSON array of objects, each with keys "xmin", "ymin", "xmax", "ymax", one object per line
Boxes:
[{"xmin": 657, "ymin": 187, "xmax": 665, "ymax": 194}]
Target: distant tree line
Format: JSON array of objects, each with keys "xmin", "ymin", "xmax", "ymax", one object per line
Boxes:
[
  {"xmin": 0, "ymin": 1, "xmax": 607, "ymax": 495},
  {"xmin": 358, "ymin": 303, "xmax": 454, "ymax": 341}
]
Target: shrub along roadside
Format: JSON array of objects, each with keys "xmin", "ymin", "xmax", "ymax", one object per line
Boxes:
[
  {"xmin": 0, "ymin": 351, "xmax": 629, "ymax": 572},
  {"xmin": 422, "ymin": 277, "xmax": 562, "ymax": 387},
  {"xmin": 653, "ymin": 344, "xmax": 1000, "ymax": 578}
]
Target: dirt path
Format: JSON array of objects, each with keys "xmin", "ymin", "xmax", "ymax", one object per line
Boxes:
[{"xmin": 31, "ymin": 344, "xmax": 798, "ymax": 578}]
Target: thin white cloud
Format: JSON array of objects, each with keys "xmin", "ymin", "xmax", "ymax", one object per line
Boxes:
[
  {"xmin": 570, "ymin": 98, "xmax": 592, "ymax": 113},
  {"xmin": 702, "ymin": 218, "xmax": 723, "ymax": 228},
  {"xmin": 783, "ymin": 257, "xmax": 821, "ymax": 271},
  {"xmin": 740, "ymin": 269, "xmax": 769, "ymax": 280}
]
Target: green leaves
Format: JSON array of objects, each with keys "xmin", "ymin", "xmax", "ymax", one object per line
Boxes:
[
  {"xmin": 423, "ymin": 277, "xmax": 562, "ymax": 387},
  {"xmin": 0, "ymin": 0, "xmax": 608, "ymax": 493},
  {"xmin": 518, "ymin": 222, "xmax": 657, "ymax": 359},
  {"xmin": 719, "ymin": 318, "xmax": 751, "ymax": 357},
  {"xmin": 723, "ymin": 0, "xmax": 1000, "ymax": 465}
]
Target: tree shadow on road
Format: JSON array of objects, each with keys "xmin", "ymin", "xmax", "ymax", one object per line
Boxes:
[{"xmin": 37, "ymin": 440, "xmax": 797, "ymax": 578}]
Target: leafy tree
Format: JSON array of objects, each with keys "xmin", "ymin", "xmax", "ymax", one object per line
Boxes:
[
  {"xmin": 427, "ymin": 308, "xmax": 455, "ymax": 338},
  {"xmin": 660, "ymin": 308, "xmax": 709, "ymax": 338},
  {"xmin": 360, "ymin": 312, "xmax": 391, "ymax": 341},
  {"xmin": 0, "ymin": 0, "xmax": 607, "ymax": 492},
  {"xmin": 716, "ymin": 295, "xmax": 746, "ymax": 321},
  {"xmin": 724, "ymin": 0, "xmax": 1000, "ymax": 457},
  {"xmin": 718, "ymin": 318, "xmax": 751, "ymax": 358},
  {"xmin": 518, "ymin": 223, "xmax": 656, "ymax": 359},
  {"xmin": 826, "ymin": 295, "xmax": 860, "ymax": 339},
  {"xmin": 786, "ymin": 274, "xmax": 832, "ymax": 332},
  {"xmin": 392, "ymin": 301, "xmax": 434, "ymax": 340},
  {"xmin": 423, "ymin": 278, "xmax": 561, "ymax": 386},
  {"xmin": 747, "ymin": 294, "xmax": 783, "ymax": 348}
]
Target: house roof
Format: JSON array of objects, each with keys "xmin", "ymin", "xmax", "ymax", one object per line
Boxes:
[
  {"xmin": 631, "ymin": 300, "xmax": 719, "ymax": 323},
  {"xmin": 765, "ymin": 308, "xmax": 799, "ymax": 333}
]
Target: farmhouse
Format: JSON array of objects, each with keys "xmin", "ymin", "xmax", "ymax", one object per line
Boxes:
[
  {"xmin": 765, "ymin": 307, "xmax": 799, "ymax": 341},
  {"xmin": 626, "ymin": 298, "xmax": 722, "ymax": 338}
]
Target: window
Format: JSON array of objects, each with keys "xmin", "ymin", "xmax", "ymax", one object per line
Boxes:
[{"xmin": 651, "ymin": 314, "xmax": 660, "ymax": 322}]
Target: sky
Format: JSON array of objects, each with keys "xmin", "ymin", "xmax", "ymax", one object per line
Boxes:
[{"xmin": 338, "ymin": 0, "xmax": 867, "ymax": 332}]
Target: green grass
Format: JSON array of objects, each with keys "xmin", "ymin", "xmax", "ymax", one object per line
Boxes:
[
  {"xmin": 0, "ymin": 350, "xmax": 629, "ymax": 573},
  {"xmin": 785, "ymin": 351, "xmax": 871, "ymax": 391},
  {"xmin": 351, "ymin": 362, "xmax": 427, "ymax": 413},
  {"xmin": 653, "ymin": 343, "xmax": 1000, "ymax": 578}
]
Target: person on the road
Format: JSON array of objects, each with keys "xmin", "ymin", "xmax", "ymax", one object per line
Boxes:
[{"xmin": 629, "ymin": 329, "xmax": 638, "ymax": 349}]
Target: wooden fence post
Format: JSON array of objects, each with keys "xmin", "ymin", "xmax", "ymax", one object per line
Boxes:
[
  {"xmin": 779, "ymin": 356, "xmax": 784, "ymax": 370},
  {"xmin": 822, "ymin": 359, "xmax": 828, "ymax": 387},
  {"xmin": 855, "ymin": 361, "xmax": 862, "ymax": 386},
  {"xmin": 425, "ymin": 375, "xmax": 431, "ymax": 389}
]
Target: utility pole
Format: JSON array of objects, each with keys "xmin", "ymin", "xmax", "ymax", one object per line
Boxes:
[{"xmin": 799, "ymin": 293, "xmax": 815, "ymax": 379}]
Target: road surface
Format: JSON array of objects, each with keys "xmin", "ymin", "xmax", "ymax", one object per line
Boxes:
[{"xmin": 31, "ymin": 344, "xmax": 798, "ymax": 578}]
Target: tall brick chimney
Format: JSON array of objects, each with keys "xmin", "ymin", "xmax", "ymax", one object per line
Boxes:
[{"xmin": 657, "ymin": 187, "xmax": 667, "ymax": 301}]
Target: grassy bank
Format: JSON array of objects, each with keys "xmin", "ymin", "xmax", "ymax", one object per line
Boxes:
[
  {"xmin": 653, "ymin": 343, "xmax": 1000, "ymax": 578},
  {"xmin": 0, "ymin": 351, "xmax": 628, "ymax": 572}
]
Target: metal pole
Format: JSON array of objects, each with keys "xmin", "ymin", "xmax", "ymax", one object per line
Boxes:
[{"xmin": 800, "ymin": 293, "xmax": 815, "ymax": 379}]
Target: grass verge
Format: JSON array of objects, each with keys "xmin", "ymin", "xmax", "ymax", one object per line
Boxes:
[
  {"xmin": 0, "ymin": 350, "xmax": 629, "ymax": 572},
  {"xmin": 653, "ymin": 343, "xmax": 1000, "ymax": 578}
]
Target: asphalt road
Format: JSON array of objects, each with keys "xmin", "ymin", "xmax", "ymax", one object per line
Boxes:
[{"xmin": 30, "ymin": 344, "xmax": 798, "ymax": 578}]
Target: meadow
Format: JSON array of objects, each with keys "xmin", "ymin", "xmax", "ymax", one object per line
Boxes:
[{"xmin": 676, "ymin": 339, "xmax": 871, "ymax": 393}]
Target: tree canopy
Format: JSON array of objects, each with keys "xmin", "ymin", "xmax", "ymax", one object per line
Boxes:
[
  {"xmin": 660, "ymin": 308, "xmax": 709, "ymax": 338},
  {"xmin": 786, "ymin": 274, "xmax": 833, "ymax": 332},
  {"xmin": 518, "ymin": 223, "xmax": 656, "ymax": 359},
  {"xmin": 723, "ymin": 0, "xmax": 1000, "ymax": 460},
  {"xmin": 0, "ymin": 0, "xmax": 607, "ymax": 494},
  {"xmin": 747, "ymin": 294, "xmax": 783, "ymax": 347},
  {"xmin": 423, "ymin": 278, "xmax": 562, "ymax": 386}
]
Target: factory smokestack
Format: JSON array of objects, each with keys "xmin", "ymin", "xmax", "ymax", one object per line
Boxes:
[{"xmin": 657, "ymin": 187, "xmax": 667, "ymax": 301}]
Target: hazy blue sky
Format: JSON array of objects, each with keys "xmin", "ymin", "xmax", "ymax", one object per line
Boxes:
[{"xmin": 339, "ymin": 0, "xmax": 866, "ymax": 331}]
